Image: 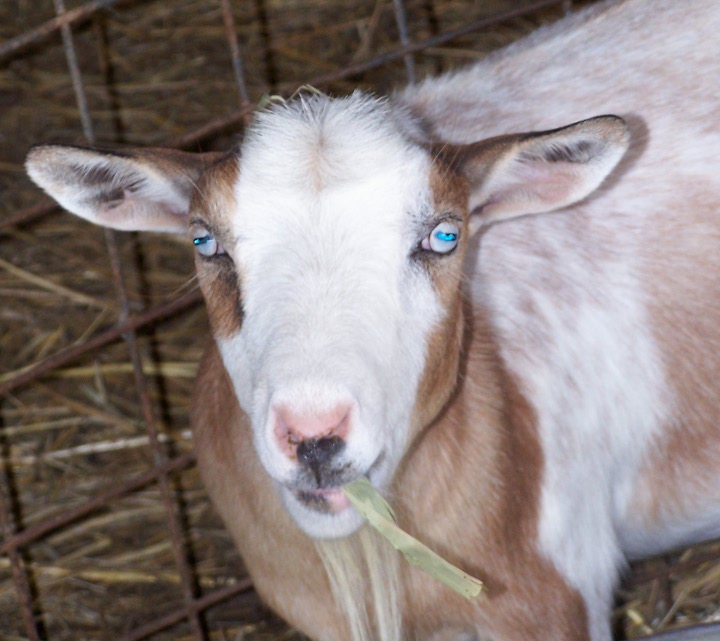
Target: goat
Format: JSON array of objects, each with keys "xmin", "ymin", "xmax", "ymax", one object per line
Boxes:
[{"xmin": 24, "ymin": 0, "xmax": 720, "ymax": 639}]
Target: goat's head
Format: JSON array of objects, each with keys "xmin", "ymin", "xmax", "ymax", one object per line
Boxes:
[{"xmin": 26, "ymin": 92, "xmax": 628, "ymax": 538}]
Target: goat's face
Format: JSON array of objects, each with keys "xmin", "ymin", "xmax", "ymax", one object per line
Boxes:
[
  {"xmin": 26, "ymin": 90, "xmax": 627, "ymax": 539},
  {"xmin": 193, "ymin": 95, "xmax": 469, "ymax": 537}
]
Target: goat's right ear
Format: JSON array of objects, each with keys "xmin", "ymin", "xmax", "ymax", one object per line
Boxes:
[{"xmin": 25, "ymin": 145, "xmax": 223, "ymax": 234}]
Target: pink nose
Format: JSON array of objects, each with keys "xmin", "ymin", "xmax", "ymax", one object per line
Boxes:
[{"xmin": 273, "ymin": 403, "xmax": 351, "ymax": 459}]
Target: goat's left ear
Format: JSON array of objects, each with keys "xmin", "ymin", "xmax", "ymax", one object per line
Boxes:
[{"xmin": 446, "ymin": 115, "xmax": 629, "ymax": 230}]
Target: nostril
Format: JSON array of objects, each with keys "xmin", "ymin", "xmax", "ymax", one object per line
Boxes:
[
  {"xmin": 297, "ymin": 436, "xmax": 345, "ymax": 467},
  {"xmin": 297, "ymin": 436, "xmax": 346, "ymax": 486}
]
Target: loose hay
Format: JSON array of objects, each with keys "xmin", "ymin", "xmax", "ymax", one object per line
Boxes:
[{"xmin": 1, "ymin": 1, "xmax": 719, "ymax": 640}]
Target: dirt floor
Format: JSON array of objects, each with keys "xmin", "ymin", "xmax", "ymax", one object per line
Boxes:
[{"xmin": 1, "ymin": 1, "xmax": 719, "ymax": 640}]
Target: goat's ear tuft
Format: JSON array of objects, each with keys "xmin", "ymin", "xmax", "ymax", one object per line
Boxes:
[
  {"xmin": 25, "ymin": 145, "xmax": 222, "ymax": 234},
  {"xmin": 444, "ymin": 115, "xmax": 630, "ymax": 231}
]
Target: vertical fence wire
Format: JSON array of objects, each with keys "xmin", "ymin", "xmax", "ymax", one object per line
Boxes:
[
  {"xmin": 53, "ymin": 0, "xmax": 95, "ymax": 143},
  {"xmin": 220, "ymin": 0, "xmax": 251, "ymax": 107},
  {"xmin": 0, "ymin": 477, "xmax": 41, "ymax": 641},
  {"xmin": 49, "ymin": 0, "xmax": 206, "ymax": 637},
  {"xmin": 391, "ymin": 0, "xmax": 415, "ymax": 83}
]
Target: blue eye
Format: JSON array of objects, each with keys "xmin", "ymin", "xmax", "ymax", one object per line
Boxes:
[
  {"xmin": 422, "ymin": 221, "xmax": 460, "ymax": 254},
  {"xmin": 192, "ymin": 229, "xmax": 223, "ymax": 257},
  {"xmin": 435, "ymin": 230, "xmax": 457, "ymax": 243}
]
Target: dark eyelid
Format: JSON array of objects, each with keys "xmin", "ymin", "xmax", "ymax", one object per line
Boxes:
[
  {"xmin": 422, "ymin": 212, "xmax": 462, "ymax": 237},
  {"xmin": 189, "ymin": 216, "xmax": 212, "ymax": 231},
  {"xmin": 435, "ymin": 212, "xmax": 462, "ymax": 225},
  {"xmin": 190, "ymin": 218, "xmax": 226, "ymax": 242}
]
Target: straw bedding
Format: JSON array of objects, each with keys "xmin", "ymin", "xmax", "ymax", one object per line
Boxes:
[{"xmin": 0, "ymin": 1, "xmax": 718, "ymax": 639}]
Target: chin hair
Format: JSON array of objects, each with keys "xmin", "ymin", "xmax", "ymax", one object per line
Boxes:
[{"xmin": 314, "ymin": 525, "xmax": 402, "ymax": 641}]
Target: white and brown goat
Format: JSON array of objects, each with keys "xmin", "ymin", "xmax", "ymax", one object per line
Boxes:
[{"xmin": 24, "ymin": 0, "xmax": 720, "ymax": 639}]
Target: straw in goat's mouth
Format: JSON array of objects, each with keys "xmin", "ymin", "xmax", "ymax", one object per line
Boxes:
[{"xmin": 343, "ymin": 477, "xmax": 486, "ymax": 600}]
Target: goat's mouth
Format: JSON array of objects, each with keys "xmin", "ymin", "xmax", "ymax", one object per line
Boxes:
[
  {"xmin": 290, "ymin": 462, "xmax": 383, "ymax": 515},
  {"xmin": 293, "ymin": 487, "xmax": 350, "ymax": 514}
]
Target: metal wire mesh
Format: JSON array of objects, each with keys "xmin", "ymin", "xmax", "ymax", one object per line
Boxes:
[{"xmin": 2, "ymin": 1, "xmax": 718, "ymax": 640}]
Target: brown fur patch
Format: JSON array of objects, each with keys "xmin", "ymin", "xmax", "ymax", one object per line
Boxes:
[
  {"xmin": 411, "ymin": 160, "xmax": 470, "ymax": 432},
  {"xmin": 191, "ymin": 154, "xmax": 245, "ymax": 338},
  {"xmin": 397, "ymin": 309, "xmax": 588, "ymax": 640},
  {"xmin": 398, "ymin": 160, "xmax": 589, "ymax": 640}
]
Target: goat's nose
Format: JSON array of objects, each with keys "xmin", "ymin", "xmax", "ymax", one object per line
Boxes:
[
  {"xmin": 273, "ymin": 403, "xmax": 352, "ymax": 460},
  {"xmin": 296, "ymin": 436, "xmax": 346, "ymax": 486}
]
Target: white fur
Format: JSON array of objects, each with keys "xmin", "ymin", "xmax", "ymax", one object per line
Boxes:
[{"xmin": 217, "ymin": 95, "xmax": 444, "ymax": 537}]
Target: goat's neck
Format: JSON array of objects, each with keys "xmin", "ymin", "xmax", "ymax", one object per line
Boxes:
[{"xmin": 396, "ymin": 301, "xmax": 543, "ymax": 568}]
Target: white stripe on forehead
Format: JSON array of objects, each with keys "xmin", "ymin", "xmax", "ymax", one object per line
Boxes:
[
  {"xmin": 231, "ymin": 92, "xmax": 434, "ymax": 270},
  {"xmin": 239, "ymin": 92, "xmax": 426, "ymax": 193}
]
